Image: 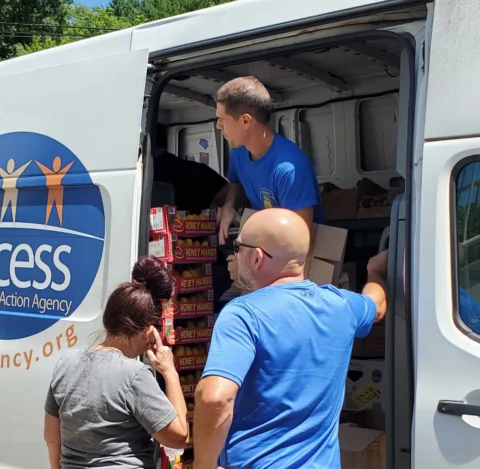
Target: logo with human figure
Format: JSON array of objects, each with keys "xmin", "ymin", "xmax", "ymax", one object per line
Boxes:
[{"xmin": 0, "ymin": 132, "xmax": 105, "ymax": 340}]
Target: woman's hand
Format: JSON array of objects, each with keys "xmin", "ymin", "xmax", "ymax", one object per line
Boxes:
[{"xmin": 147, "ymin": 327, "xmax": 177, "ymax": 377}]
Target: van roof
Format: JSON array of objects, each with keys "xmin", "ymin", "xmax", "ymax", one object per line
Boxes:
[
  {"xmin": 130, "ymin": 0, "xmax": 422, "ymax": 57},
  {"xmin": 0, "ymin": 0, "xmax": 420, "ymax": 78}
]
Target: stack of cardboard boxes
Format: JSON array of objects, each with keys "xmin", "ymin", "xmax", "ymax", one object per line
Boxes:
[{"xmin": 149, "ymin": 206, "xmax": 218, "ymax": 469}]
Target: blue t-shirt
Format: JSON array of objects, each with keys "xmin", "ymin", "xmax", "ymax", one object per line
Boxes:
[
  {"xmin": 228, "ymin": 133, "xmax": 326, "ymax": 224},
  {"xmin": 202, "ymin": 280, "xmax": 377, "ymax": 469}
]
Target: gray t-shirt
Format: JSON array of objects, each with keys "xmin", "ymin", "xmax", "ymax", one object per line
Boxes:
[{"xmin": 45, "ymin": 347, "xmax": 176, "ymax": 469}]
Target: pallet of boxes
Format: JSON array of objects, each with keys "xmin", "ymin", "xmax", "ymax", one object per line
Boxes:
[
  {"xmin": 149, "ymin": 206, "xmax": 217, "ymax": 469},
  {"xmin": 239, "ymin": 208, "xmax": 386, "ymax": 469}
]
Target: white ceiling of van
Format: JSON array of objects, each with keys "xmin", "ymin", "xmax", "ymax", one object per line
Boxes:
[{"xmin": 159, "ymin": 38, "xmax": 402, "ymax": 110}]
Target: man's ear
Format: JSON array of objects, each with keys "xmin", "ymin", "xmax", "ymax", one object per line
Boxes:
[
  {"xmin": 241, "ymin": 113, "xmax": 253, "ymax": 128},
  {"xmin": 253, "ymin": 248, "xmax": 264, "ymax": 271}
]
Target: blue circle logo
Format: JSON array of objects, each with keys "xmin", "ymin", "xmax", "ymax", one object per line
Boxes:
[{"xmin": 0, "ymin": 132, "xmax": 105, "ymax": 340}]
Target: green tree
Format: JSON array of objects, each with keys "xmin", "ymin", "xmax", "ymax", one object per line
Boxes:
[
  {"xmin": 8, "ymin": 0, "xmax": 234, "ymax": 58},
  {"xmin": 109, "ymin": 0, "xmax": 146, "ymax": 23},
  {"xmin": 0, "ymin": 0, "xmax": 72, "ymax": 60},
  {"xmin": 15, "ymin": 4, "xmax": 142, "ymax": 56}
]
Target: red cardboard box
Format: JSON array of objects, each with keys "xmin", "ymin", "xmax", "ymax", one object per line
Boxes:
[
  {"xmin": 179, "ymin": 368, "xmax": 203, "ymax": 396},
  {"xmin": 173, "ymin": 235, "xmax": 218, "ymax": 264},
  {"xmin": 149, "ymin": 206, "xmax": 176, "ymax": 236},
  {"xmin": 181, "ymin": 382, "xmax": 197, "ymax": 398},
  {"xmin": 159, "ymin": 452, "xmax": 193, "ymax": 469},
  {"xmin": 165, "ymin": 290, "xmax": 214, "ymax": 319},
  {"xmin": 168, "ymin": 264, "xmax": 213, "ymax": 294},
  {"xmin": 148, "ymin": 234, "xmax": 174, "ymax": 263},
  {"xmin": 172, "ymin": 209, "xmax": 217, "ymax": 237},
  {"xmin": 164, "ymin": 316, "xmax": 214, "ymax": 345},
  {"xmin": 174, "ymin": 353, "xmax": 208, "ymax": 371}
]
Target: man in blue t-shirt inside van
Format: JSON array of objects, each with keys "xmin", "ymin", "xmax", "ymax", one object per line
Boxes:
[
  {"xmin": 194, "ymin": 208, "xmax": 388, "ymax": 469},
  {"xmin": 215, "ymin": 76, "xmax": 325, "ymax": 247}
]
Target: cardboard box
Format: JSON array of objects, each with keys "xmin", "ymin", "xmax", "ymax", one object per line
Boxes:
[
  {"xmin": 322, "ymin": 178, "xmax": 402, "ymax": 222},
  {"xmin": 165, "ymin": 290, "xmax": 214, "ymax": 319},
  {"xmin": 159, "ymin": 451, "xmax": 193, "ymax": 469},
  {"xmin": 341, "ymin": 409, "xmax": 385, "ymax": 432},
  {"xmin": 174, "ymin": 352, "xmax": 208, "ymax": 371},
  {"xmin": 352, "ymin": 324, "xmax": 385, "ymax": 359},
  {"xmin": 172, "ymin": 209, "xmax": 217, "ymax": 237},
  {"xmin": 163, "ymin": 314, "xmax": 214, "ymax": 345},
  {"xmin": 344, "ymin": 360, "xmax": 385, "ymax": 412},
  {"xmin": 339, "ymin": 425, "xmax": 386, "ymax": 469},
  {"xmin": 148, "ymin": 234, "xmax": 174, "ymax": 263},
  {"xmin": 149, "ymin": 206, "xmax": 176, "ymax": 236},
  {"xmin": 173, "ymin": 235, "xmax": 218, "ymax": 263},
  {"xmin": 356, "ymin": 205, "xmax": 392, "ymax": 219},
  {"xmin": 169, "ymin": 264, "xmax": 213, "ymax": 294},
  {"xmin": 307, "ymin": 224, "xmax": 348, "ymax": 286},
  {"xmin": 323, "ymin": 188, "xmax": 358, "ymax": 221},
  {"xmin": 181, "ymin": 382, "xmax": 198, "ymax": 398},
  {"xmin": 179, "ymin": 369, "xmax": 203, "ymax": 394}
]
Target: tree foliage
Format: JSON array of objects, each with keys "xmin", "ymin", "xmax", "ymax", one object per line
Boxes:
[
  {"xmin": 0, "ymin": 0, "xmax": 72, "ymax": 60},
  {"xmin": 1, "ymin": 0, "xmax": 233, "ymax": 60}
]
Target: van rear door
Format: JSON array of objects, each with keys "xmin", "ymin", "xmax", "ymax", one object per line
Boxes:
[
  {"xmin": 416, "ymin": 1, "xmax": 480, "ymax": 468},
  {"xmin": 0, "ymin": 42, "xmax": 148, "ymax": 469}
]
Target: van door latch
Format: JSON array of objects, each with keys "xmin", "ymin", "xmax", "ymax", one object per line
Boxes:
[{"xmin": 438, "ymin": 400, "xmax": 480, "ymax": 417}]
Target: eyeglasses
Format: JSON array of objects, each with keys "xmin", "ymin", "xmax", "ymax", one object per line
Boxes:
[{"xmin": 233, "ymin": 239, "xmax": 273, "ymax": 259}]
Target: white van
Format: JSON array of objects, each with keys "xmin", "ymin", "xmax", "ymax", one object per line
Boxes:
[{"xmin": 1, "ymin": 0, "xmax": 479, "ymax": 467}]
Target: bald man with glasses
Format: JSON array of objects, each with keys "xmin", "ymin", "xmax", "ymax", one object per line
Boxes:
[{"xmin": 194, "ymin": 208, "xmax": 388, "ymax": 469}]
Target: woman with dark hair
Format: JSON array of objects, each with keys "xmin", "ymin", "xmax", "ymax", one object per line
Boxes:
[{"xmin": 43, "ymin": 256, "xmax": 188, "ymax": 469}]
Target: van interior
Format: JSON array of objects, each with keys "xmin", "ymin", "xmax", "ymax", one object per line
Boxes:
[{"xmin": 143, "ymin": 17, "xmax": 423, "ymax": 466}]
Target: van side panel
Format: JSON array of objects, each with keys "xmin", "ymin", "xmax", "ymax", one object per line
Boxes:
[
  {"xmin": 0, "ymin": 49, "xmax": 148, "ymax": 469},
  {"xmin": 424, "ymin": 0, "xmax": 480, "ymax": 140}
]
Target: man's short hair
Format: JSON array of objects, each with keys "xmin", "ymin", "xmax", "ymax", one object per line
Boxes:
[{"xmin": 214, "ymin": 76, "xmax": 272, "ymax": 124}]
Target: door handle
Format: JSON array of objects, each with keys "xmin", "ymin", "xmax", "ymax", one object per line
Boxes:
[{"xmin": 438, "ymin": 400, "xmax": 480, "ymax": 417}]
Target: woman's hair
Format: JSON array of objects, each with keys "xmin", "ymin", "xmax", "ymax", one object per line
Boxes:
[{"xmin": 103, "ymin": 256, "xmax": 174, "ymax": 338}]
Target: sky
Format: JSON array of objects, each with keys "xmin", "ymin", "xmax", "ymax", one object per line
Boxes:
[{"xmin": 78, "ymin": 0, "xmax": 109, "ymax": 6}]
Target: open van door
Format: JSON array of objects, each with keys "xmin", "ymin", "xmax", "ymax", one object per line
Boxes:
[
  {"xmin": 0, "ymin": 43, "xmax": 148, "ymax": 468},
  {"xmin": 416, "ymin": 1, "xmax": 480, "ymax": 468}
]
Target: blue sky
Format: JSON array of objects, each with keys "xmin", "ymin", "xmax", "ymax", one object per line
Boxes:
[{"xmin": 78, "ymin": 0, "xmax": 109, "ymax": 6}]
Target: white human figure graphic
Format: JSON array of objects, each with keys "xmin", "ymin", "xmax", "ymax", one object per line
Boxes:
[{"xmin": 0, "ymin": 158, "xmax": 32, "ymax": 223}]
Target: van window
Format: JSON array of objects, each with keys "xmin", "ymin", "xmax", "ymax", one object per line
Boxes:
[{"xmin": 454, "ymin": 160, "xmax": 480, "ymax": 336}]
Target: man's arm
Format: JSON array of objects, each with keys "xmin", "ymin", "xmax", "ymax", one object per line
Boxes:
[
  {"xmin": 218, "ymin": 183, "xmax": 243, "ymax": 245},
  {"xmin": 194, "ymin": 377, "xmax": 239, "ymax": 469},
  {"xmin": 44, "ymin": 413, "xmax": 61, "ymax": 469},
  {"xmin": 362, "ymin": 250, "xmax": 388, "ymax": 322},
  {"xmin": 194, "ymin": 303, "xmax": 258, "ymax": 469},
  {"xmin": 340, "ymin": 250, "xmax": 388, "ymax": 339}
]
